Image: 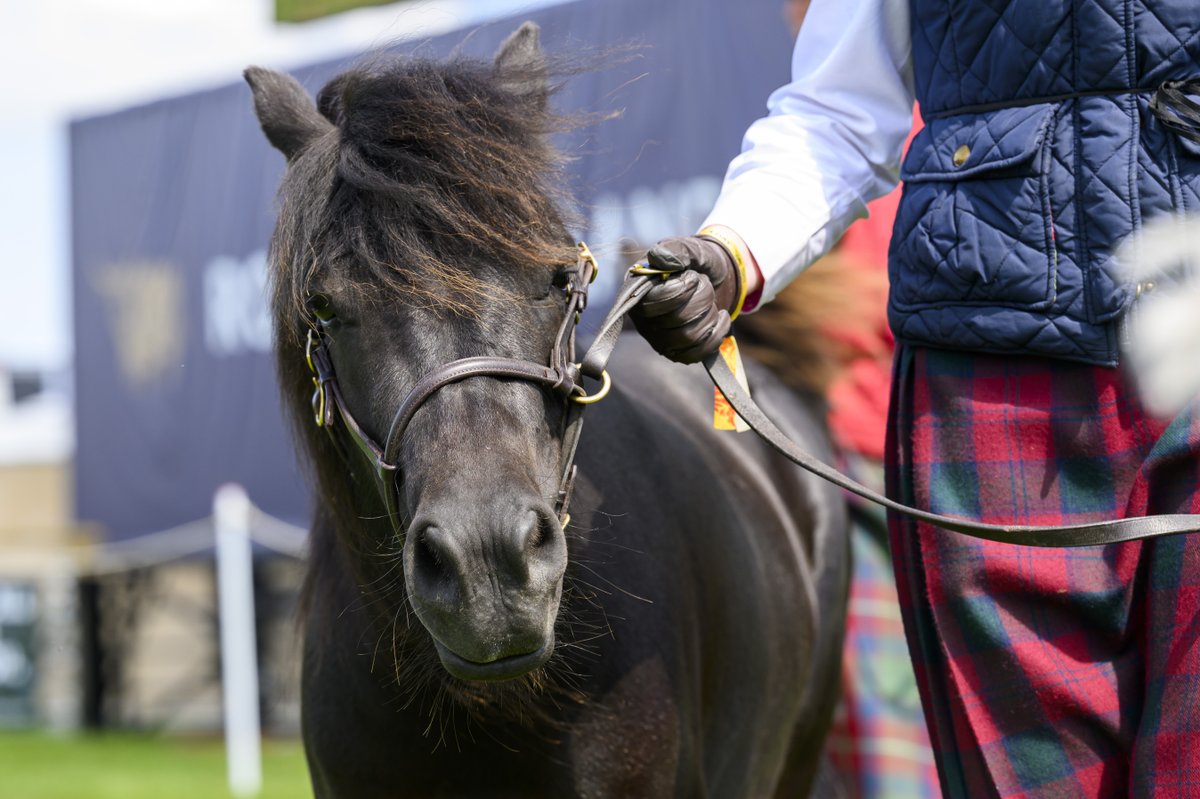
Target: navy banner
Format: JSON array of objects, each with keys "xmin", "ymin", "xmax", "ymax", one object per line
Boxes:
[{"xmin": 71, "ymin": 0, "xmax": 792, "ymax": 541}]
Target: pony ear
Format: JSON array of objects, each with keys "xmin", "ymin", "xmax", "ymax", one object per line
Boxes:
[
  {"xmin": 493, "ymin": 22, "xmax": 547, "ymax": 104},
  {"xmin": 244, "ymin": 66, "xmax": 333, "ymax": 161}
]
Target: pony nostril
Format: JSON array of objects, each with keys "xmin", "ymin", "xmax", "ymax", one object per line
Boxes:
[
  {"xmin": 514, "ymin": 511, "xmax": 544, "ymax": 555},
  {"xmin": 410, "ymin": 525, "xmax": 456, "ymax": 594},
  {"xmin": 527, "ymin": 513, "xmax": 558, "ymax": 553},
  {"xmin": 513, "ymin": 509, "xmax": 565, "ymax": 577}
]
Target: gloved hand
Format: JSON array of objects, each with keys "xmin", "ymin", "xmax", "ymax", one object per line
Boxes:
[{"xmin": 630, "ymin": 234, "xmax": 745, "ymax": 363}]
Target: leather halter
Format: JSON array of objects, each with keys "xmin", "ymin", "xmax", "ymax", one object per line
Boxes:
[{"xmin": 304, "ymin": 243, "xmax": 602, "ymax": 533}]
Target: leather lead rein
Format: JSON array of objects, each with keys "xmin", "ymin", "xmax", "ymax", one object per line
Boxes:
[{"xmin": 582, "ymin": 270, "xmax": 1200, "ymax": 548}]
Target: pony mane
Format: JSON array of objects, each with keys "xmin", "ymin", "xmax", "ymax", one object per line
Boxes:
[{"xmin": 271, "ymin": 51, "xmax": 587, "ymax": 347}]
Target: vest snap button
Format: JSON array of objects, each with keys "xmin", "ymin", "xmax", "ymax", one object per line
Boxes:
[
  {"xmin": 1136, "ymin": 281, "xmax": 1156, "ymax": 297},
  {"xmin": 953, "ymin": 144, "xmax": 970, "ymax": 167}
]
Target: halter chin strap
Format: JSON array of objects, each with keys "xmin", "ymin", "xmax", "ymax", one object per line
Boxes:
[{"xmin": 304, "ymin": 243, "xmax": 602, "ymax": 535}]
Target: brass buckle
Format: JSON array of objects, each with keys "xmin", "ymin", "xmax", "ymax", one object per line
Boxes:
[{"xmin": 577, "ymin": 241, "xmax": 599, "ymax": 284}]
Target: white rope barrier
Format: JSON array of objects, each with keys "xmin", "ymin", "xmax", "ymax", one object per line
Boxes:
[
  {"xmin": 247, "ymin": 509, "xmax": 308, "ymax": 559},
  {"xmin": 81, "ymin": 498, "xmax": 309, "ymax": 576},
  {"xmin": 88, "ymin": 518, "xmax": 216, "ymax": 576}
]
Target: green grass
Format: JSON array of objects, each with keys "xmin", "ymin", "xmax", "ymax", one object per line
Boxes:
[
  {"xmin": 275, "ymin": 0, "xmax": 396, "ymax": 23},
  {"xmin": 0, "ymin": 731, "xmax": 312, "ymax": 799}
]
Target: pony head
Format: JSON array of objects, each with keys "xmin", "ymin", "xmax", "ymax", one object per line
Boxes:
[{"xmin": 247, "ymin": 24, "xmax": 589, "ymax": 683}]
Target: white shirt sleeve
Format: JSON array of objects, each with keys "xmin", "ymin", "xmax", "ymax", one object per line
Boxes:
[{"xmin": 703, "ymin": 0, "xmax": 915, "ymax": 306}]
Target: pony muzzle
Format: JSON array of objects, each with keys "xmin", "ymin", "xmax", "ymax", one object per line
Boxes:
[{"xmin": 403, "ymin": 504, "xmax": 567, "ymax": 681}]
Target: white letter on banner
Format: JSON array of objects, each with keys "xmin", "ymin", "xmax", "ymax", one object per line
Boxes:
[{"xmin": 204, "ymin": 251, "xmax": 272, "ymax": 357}]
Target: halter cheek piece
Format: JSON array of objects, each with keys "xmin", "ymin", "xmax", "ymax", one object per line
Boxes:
[{"xmin": 304, "ymin": 243, "xmax": 605, "ymax": 533}]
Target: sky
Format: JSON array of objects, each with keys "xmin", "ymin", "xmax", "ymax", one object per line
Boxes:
[{"xmin": 0, "ymin": 0, "xmax": 565, "ymax": 373}]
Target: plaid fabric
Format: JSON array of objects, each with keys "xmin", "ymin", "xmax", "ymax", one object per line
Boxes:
[
  {"xmin": 825, "ymin": 459, "xmax": 943, "ymax": 799},
  {"xmin": 886, "ymin": 345, "xmax": 1200, "ymax": 799}
]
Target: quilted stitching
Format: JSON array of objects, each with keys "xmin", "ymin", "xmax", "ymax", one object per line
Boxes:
[
  {"xmin": 892, "ymin": 0, "xmax": 1200, "ymax": 366},
  {"xmin": 1138, "ymin": 2, "xmax": 1200, "ymax": 85},
  {"xmin": 958, "ymin": 4, "xmax": 1076, "ymax": 107}
]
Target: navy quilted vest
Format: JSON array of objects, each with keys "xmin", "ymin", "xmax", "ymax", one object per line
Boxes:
[{"xmin": 889, "ymin": 0, "xmax": 1200, "ymax": 365}]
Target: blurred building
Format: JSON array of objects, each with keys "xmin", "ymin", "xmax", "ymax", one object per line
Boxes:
[{"xmin": 0, "ymin": 369, "xmax": 80, "ymax": 729}]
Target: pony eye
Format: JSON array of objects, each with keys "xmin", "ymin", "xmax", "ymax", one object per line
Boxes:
[
  {"xmin": 534, "ymin": 267, "xmax": 573, "ymax": 302},
  {"xmin": 306, "ymin": 293, "xmax": 336, "ymax": 322}
]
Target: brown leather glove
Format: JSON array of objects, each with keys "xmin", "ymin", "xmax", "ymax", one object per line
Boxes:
[{"xmin": 630, "ymin": 235, "xmax": 742, "ymax": 363}]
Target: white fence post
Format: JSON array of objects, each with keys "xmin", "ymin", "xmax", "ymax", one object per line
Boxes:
[{"xmin": 214, "ymin": 483, "xmax": 263, "ymax": 797}]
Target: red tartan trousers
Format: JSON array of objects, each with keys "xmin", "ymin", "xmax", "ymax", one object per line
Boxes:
[{"xmin": 886, "ymin": 346, "xmax": 1200, "ymax": 799}]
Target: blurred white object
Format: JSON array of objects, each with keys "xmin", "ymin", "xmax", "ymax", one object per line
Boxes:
[
  {"xmin": 1119, "ymin": 214, "xmax": 1200, "ymax": 419},
  {"xmin": 215, "ymin": 484, "xmax": 263, "ymax": 798},
  {"xmin": 0, "ymin": 375, "xmax": 72, "ymax": 465}
]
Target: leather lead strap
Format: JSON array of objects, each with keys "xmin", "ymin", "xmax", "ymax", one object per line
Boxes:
[
  {"xmin": 1151, "ymin": 78, "xmax": 1200, "ymax": 145},
  {"xmin": 584, "ymin": 271, "xmax": 1200, "ymax": 547}
]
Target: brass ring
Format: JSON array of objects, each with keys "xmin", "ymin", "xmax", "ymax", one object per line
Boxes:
[
  {"xmin": 312, "ymin": 377, "xmax": 327, "ymax": 428},
  {"xmin": 571, "ymin": 369, "xmax": 612, "ymax": 405}
]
